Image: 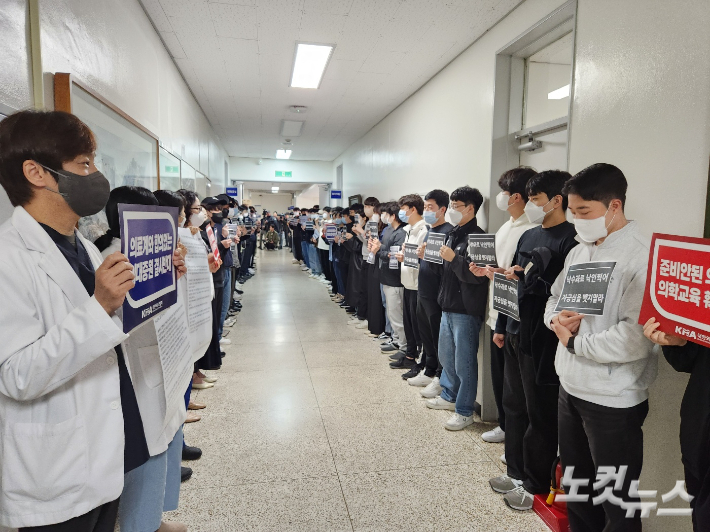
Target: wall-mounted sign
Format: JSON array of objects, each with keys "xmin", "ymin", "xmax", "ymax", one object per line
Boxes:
[
  {"xmin": 275, "ymin": 171, "xmax": 292, "ymax": 178},
  {"xmin": 226, "ymin": 187, "xmax": 239, "ymax": 197},
  {"xmin": 331, "ymin": 190, "xmax": 342, "ymax": 199}
]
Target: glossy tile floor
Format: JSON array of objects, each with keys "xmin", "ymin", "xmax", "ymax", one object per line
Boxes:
[{"xmin": 166, "ymin": 248, "xmax": 549, "ymax": 532}]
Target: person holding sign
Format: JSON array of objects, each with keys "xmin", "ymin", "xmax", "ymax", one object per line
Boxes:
[
  {"xmin": 410, "ymin": 190, "xmax": 454, "ymax": 396},
  {"xmin": 390, "ymin": 194, "xmax": 428, "ymax": 373},
  {"xmin": 426, "ymin": 186, "xmax": 489, "ymax": 432},
  {"xmin": 0, "ymin": 110, "xmax": 147, "ymax": 531},
  {"xmin": 643, "ymin": 319, "xmax": 710, "ymax": 532},
  {"xmin": 544, "ymin": 163, "xmax": 657, "ymax": 532},
  {"xmin": 371, "ymin": 203, "xmax": 407, "ymax": 353},
  {"xmin": 484, "ymin": 170, "xmax": 578, "ymax": 512},
  {"xmin": 473, "ymin": 167, "xmax": 538, "ymax": 447}
]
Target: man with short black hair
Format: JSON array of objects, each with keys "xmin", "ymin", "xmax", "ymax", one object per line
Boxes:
[
  {"xmin": 545, "ymin": 163, "xmax": 657, "ymax": 531},
  {"xmin": 408, "ymin": 190, "xmax": 453, "ymax": 396},
  {"xmin": 391, "ymin": 194, "xmax": 427, "ymax": 373},
  {"xmin": 485, "ymin": 170, "xmax": 577, "ymax": 511},
  {"xmin": 426, "ymin": 186, "xmax": 489, "ymax": 432}
]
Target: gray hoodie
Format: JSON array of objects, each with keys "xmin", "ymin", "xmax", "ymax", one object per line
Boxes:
[{"xmin": 544, "ymin": 221, "xmax": 658, "ymax": 408}]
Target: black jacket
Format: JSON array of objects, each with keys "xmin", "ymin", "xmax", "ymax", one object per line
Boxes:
[
  {"xmin": 378, "ymin": 224, "xmax": 406, "ymax": 287},
  {"xmin": 663, "ymin": 342, "xmax": 710, "ymax": 478},
  {"xmin": 437, "ymin": 218, "xmax": 489, "ymax": 316}
]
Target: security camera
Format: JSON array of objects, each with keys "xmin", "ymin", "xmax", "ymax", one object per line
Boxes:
[
  {"xmin": 257, "ymin": 159, "xmax": 263, "ymax": 165},
  {"xmin": 517, "ymin": 134, "xmax": 542, "ymax": 152}
]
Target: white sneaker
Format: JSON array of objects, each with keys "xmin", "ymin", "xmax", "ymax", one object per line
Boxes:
[
  {"xmin": 292, "ymin": 259, "xmax": 299, "ymax": 264},
  {"xmin": 223, "ymin": 317, "xmax": 237, "ymax": 327},
  {"xmin": 482, "ymin": 426, "xmax": 505, "ymax": 443},
  {"xmin": 425, "ymin": 396, "xmax": 455, "ymax": 410},
  {"xmin": 355, "ymin": 320, "xmax": 369, "ymax": 329},
  {"xmin": 445, "ymin": 412, "xmax": 475, "ymax": 431},
  {"xmin": 301, "ymin": 266, "xmax": 309, "ymax": 271},
  {"xmin": 420, "ymin": 376, "xmax": 442, "ymax": 398},
  {"xmin": 501, "ymin": 453, "xmax": 507, "ymax": 465},
  {"xmin": 219, "ymin": 337, "xmax": 231, "ymax": 345},
  {"xmin": 407, "ymin": 371, "xmax": 433, "ymax": 387},
  {"xmin": 309, "ymin": 273, "xmax": 318, "ymax": 278},
  {"xmin": 235, "ymin": 282, "xmax": 244, "ymax": 289},
  {"xmin": 233, "ymin": 293, "xmax": 242, "ymax": 301},
  {"xmin": 347, "ymin": 317, "xmax": 362, "ymax": 325},
  {"xmin": 248, "ymin": 268, "xmax": 256, "ymax": 274}
]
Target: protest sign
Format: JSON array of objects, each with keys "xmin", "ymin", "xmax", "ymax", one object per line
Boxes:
[
  {"xmin": 493, "ymin": 273, "xmax": 520, "ymax": 321},
  {"xmin": 468, "ymin": 234, "xmax": 497, "ymax": 267},
  {"xmin": 205, "ymin": 225, "xmax": 219, "ymax": 262},
  {"xmin": 389, "ymin": 246, "xmax": 400, "ymax": 269},
  {"xmin": 639, "ymin": 233, "xmax": 710, "ymax": 346},
  {"xmin": 325, "ymin": 223, "xmax": 337, "ymax": 242},
  {"xmin": 119, "ymin": 204, "xmax": 178, "ymax": 333},
  {"xmin": 366, "ymin": 221, "xmax": 379, "ymax": 240},
  {"xmin": 554, "ymin": 262, "xmax": 616, "ymax": 316},
  {"xmin": 424, "ymin": 233, "xmax": 446, "ymax": 264},
  {"xmin": 403, "ymin": 243, "xmax": 419, "ymax": 269}
]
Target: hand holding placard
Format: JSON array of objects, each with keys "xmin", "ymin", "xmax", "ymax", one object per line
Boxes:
[{"xmin": 95, "ymin": 252, "xmax": 135, "ymax": 315}]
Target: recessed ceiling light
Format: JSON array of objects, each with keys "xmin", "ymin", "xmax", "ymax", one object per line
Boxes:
[
  {"xmin": 281, "ymin": 120, "xmax": 304, "ymax": 137},
  {"xmin": 290, "ymin": 43, "xmax": 335, "ymax": 89},
  {"xmin": 548, "ymin": 84, "xmax": 570, "ymax": 100},
  {"xmin": 276, "ymin": 149, "xmax": 292, "ymax": 159}
]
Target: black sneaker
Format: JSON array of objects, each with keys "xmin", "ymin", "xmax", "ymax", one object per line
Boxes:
[
  {"xmin": 390, "ymin": 356, "xmax": 416, "ymax": 369},
  {"xmin": 181, "ymin": 466, "xmax": 192, "ymax": 482},
  {"xmin": 389, "ymin": 352, "xmax": 404, "ymax": 361},
  {"xmin": 401, "ymin": 367, "xmax": 420, "ymax": 380},
  {"xmin": 381, "ymin": 343, "xmax": 400, "ymax": 354},
  {"xmin": 182, "ymin": 445, "xmax": 202, "ymax": 461}
]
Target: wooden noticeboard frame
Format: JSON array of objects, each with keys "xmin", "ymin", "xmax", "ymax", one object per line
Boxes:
[{"xmin": 53, "ymin": 72, "xmax": 162, "ymax": 189}]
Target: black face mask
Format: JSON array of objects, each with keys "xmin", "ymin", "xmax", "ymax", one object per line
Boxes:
[
  {"xmin": 41, "ymin": 164, "xmax": 111, "ymax": 217},
  {"xmin": 211, "ymin": 212, "xmax": 224, "ymax": 224}
]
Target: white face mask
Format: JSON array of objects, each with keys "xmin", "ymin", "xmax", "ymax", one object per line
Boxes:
[
  {"xmin": 573, "ymin": 206, "xmax": 616, "ymax": 243},
  {"xmin": 371, "ymin": 214, "xmax": 380, "ymax": 223},
  {"xmin": 228, "ymin": 208, "xmax": 235, "ymax": 217},
  {"xmin": 447, "ymin": 206, "xmax": 464, "ymax": 226},
  {"xmin": 496, "ymin": 192, "xmax": 512, "ymax": 211},
  {"xmin": 190, "ymin": 211, "xmax": 207, "ymax": 227},
  {"xmin": 381, "ymin": 214, "xmax": 390, "ymax": 225},
  {"xmin": 524, "ymin": 198, "xmax": 554, "ymax": 224}
]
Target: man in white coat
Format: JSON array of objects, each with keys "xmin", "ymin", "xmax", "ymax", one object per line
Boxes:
[{"xmin": 0, "ymin": 110, "xmax": 143, "ymax": 532}]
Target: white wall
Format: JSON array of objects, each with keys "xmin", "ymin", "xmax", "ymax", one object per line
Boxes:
[
  {"xmin": 0, "ymin": 0, "xmax": 32, "ymax": 112},
  {"xmin": 247, "ymin": 192, "xmax": 292, "ymax": 214},
  {"xmin": 332, "ymin": 0, "xmax": 570, "ymax": 204},
  {"xmin": 294, "ymin": 184, "xmax": 320, "ymax": 209},
  {"xmin": 230, "ymin": 157, "xmax": 333, "ymax": 185}
]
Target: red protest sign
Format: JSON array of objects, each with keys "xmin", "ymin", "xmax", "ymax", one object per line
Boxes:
[
  {"xmin": 639, "ymin": 233, "xmax": 710, "ymax": 346},
  {"xmin": 205, "ymin": 225, "xmax": 220, "ymax": 263}
]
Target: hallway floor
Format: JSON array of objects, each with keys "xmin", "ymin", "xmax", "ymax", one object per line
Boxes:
[{"xmin": 167, "ymin": 248, "xmax": 549, "ymax": 532}]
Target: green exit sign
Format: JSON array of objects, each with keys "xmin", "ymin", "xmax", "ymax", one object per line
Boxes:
[
  {"xmin": 164, "ymin": 165, "xmax": 179, "ymax": 173},
  {"xmin": 275, "ymin": 171, "xmax": 292, "ymax": 178}
]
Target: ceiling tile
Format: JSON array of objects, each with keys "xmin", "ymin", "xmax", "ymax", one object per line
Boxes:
[
  {"xmin": 210, "ymin": 3, "xmax": 258, "ymax": 39},
  {"xmin": 302, "ymin": 0, "xmax": 353, "ymax": 15},
  {"xmin": 141, "ymin": 0, "xmax": 172, "ymax": 32},
  {"xmin": 160, "ymin": 31, "xmax": 186, "ymax": 59}
]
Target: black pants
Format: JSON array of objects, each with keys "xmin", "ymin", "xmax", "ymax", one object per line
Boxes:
[
  {"xmin": 366, "ymin": 262, "xmax": 385, "ymax": 335},
  {"xmin": 403, "ymin": 288, "xmax": 421, "ymax": 358},
  {"xmin": 21, "ymin": 499, "xmax": 119, "ymax": 532},
  {"xmin": 240, "ymin": 241, "xmax": 254, "ymax": 276},
  {"xmin": 489, "ymin": 329, "xmax": 506, "ymax": 431},
  {"xmin": 336, "ymin": 260, "xmax": 349, "ymax": 297},
  {"xmin": 502, "ymin": 333, "xmax": 560, "ymax": 493},
  {"xmin": 416, "ymin": 296, "xmax": 443, "ymax": 378},
  {"xmin": 357, "ymin": 261, "xmax": 370, "ymax": 320},
  {"xmin": 266, "ymin": 242, "xmax": 276, "ymax": 250},
  {"xmin": 558, "ymin": 387, "xmax": 648, "ymax": 532},
  {"xmin": 685, "ymin": 464, "xmax": 710, "ymax": 532}
]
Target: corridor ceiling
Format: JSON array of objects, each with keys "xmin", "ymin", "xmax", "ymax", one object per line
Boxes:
[{"xmin": 140, "ymin": 0, "xmax": 523, "ymax": 161}]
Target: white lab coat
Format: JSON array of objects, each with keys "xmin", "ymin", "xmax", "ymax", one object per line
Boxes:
[
  {"xmin": 0, "ymin": 207, "xmax": 128, "ymax": 528},
  {"xmin": 101, "ymin": 238, "xmax": 187, "ymax": 457}
]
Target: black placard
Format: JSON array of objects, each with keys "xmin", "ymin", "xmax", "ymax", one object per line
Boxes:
[
  {"xmin": 493, "ymin": 273, "xmax": 520, "ymax": 321},
  {"xmin": 468, "ymin": 234, "xmax": 497, "ymax": 267},
  {"xmin": 403, "ymin": 243, "xmax": 419, "ymax": 269},
  {"xmin": 424, "ymin": 233, "xmax": 446, "ymax": 264},
  {"xmin": 554, "ymin": 261, "xmax": 616, "ymax": 316}
]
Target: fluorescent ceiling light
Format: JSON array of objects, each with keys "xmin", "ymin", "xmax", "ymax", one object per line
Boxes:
[
  {"xmin": 548, "ymin": 84, "xmax": 570, "ymax": 100},
  {"xmin": 290, "ymin": 43, "xmax": 334, "ymax": 89},
  {"xmin": 271, "ymin": 186, "xmax": 279, "ymax": 193},
  {"xmin": 276, "ymin": 149, "xmax": 292, "ymax": 159},
  {"xmin": 281, "ymin": 120, "xmax": 304, "ymax": 137}
]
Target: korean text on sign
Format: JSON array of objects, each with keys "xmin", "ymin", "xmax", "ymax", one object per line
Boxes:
[{"xmin": 555, "ymin": 262, "xmax": 616, "ymax": 316}]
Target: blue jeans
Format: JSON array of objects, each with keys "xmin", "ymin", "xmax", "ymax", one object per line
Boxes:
[
  {"xmin": 301, "ymin": 241, "xmax": 311, "ymax": 268},
  {"xmin": 119, "ymin": 427, "xmax": 183, "ymax": 531},
  {"xmin": 307, "ymin": 243, "xmax": 322, "ymax": 275},
  {"xmin": 218, "ymin": 268, "xmax": 231, "ymax": 338},
  {"xmin": 438, "ymin": 312, "xmax": 483, "ymax": 417}
]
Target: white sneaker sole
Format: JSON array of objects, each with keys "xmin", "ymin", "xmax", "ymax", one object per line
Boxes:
[
  {"xmin": 445, "ymin": 418, "xmax": 475, "ymax": 431},
  {"xmin": 482, "ymin": 433, "xmax": 505, "ymax": 443},
  {"xmin": 426, "ymin": 400, "xmax": 455, "ymax": 411}
]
